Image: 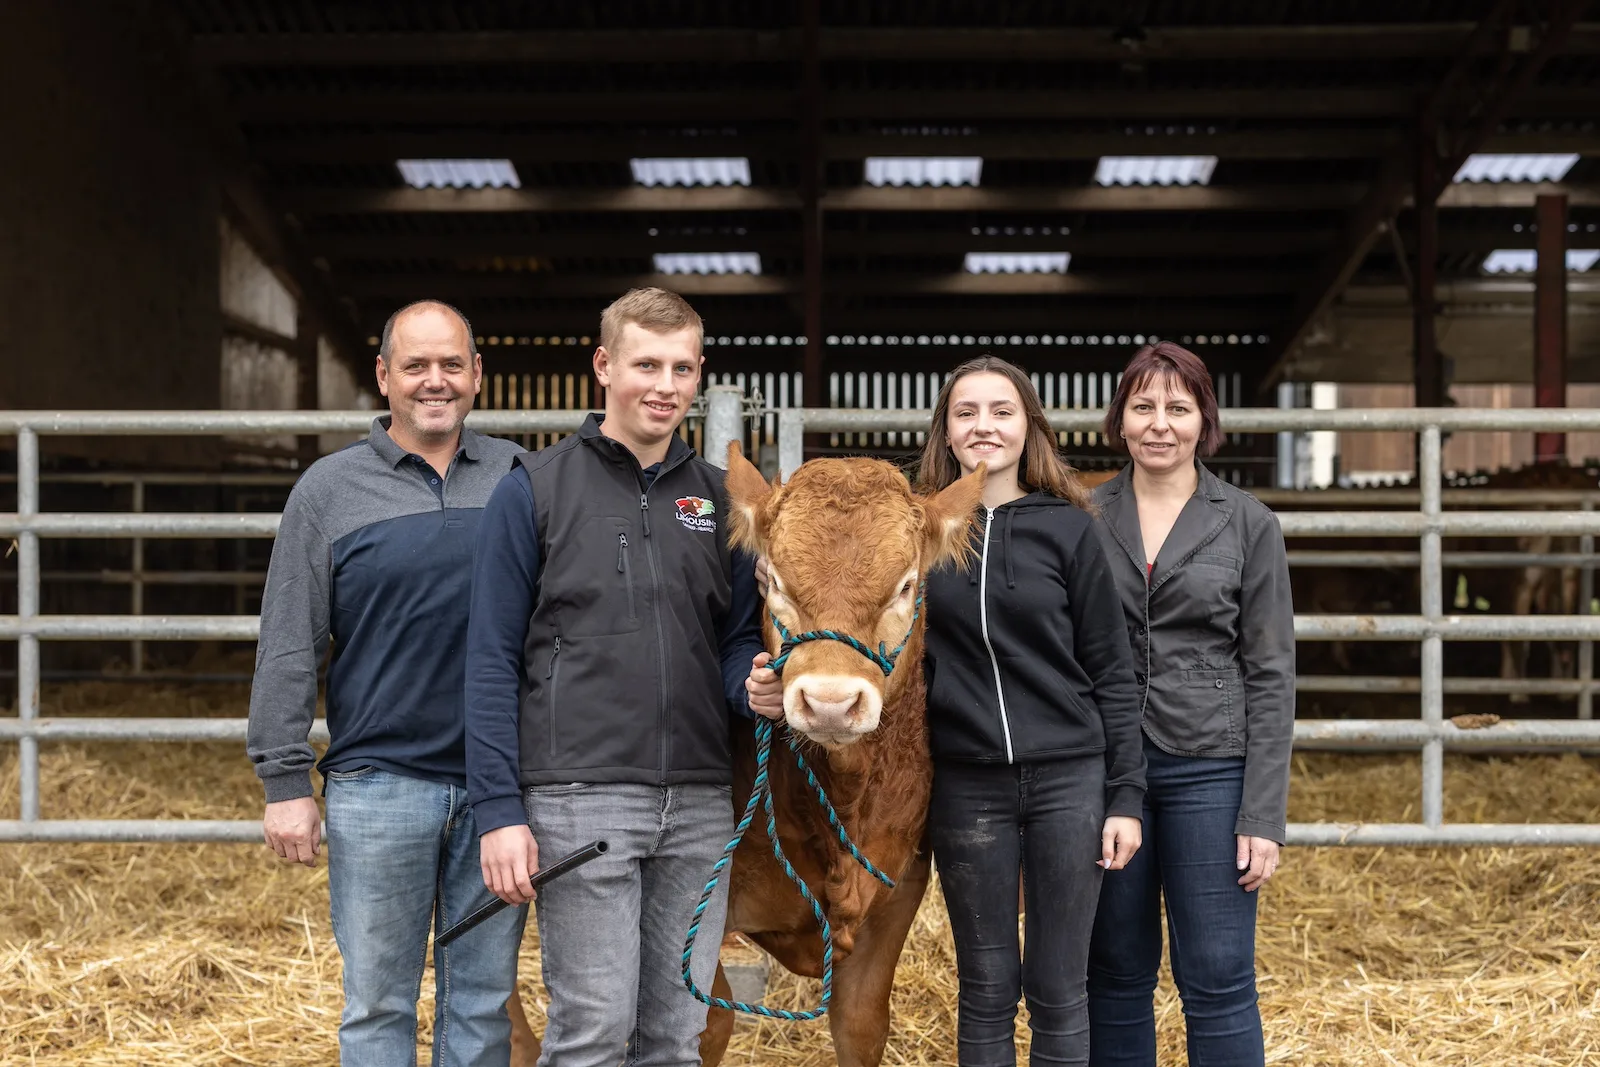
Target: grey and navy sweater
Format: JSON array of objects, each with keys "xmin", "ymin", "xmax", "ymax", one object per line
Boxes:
[{"xmin": 246, "ymin": 416, "xmax": 523, "ymax": 803}]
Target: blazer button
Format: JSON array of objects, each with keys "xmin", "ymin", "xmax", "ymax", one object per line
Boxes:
[{"xmin": 1215, "ymin": 678, "xmax": 1224, "ymax": 688}]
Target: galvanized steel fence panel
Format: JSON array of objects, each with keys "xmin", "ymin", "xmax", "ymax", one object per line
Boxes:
[{"xmin": 4, "ymin": 406, "xmax": 1600, "ymax": 845}]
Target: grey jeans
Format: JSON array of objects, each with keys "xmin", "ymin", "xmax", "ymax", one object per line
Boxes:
[{"xmin": 524, "ymin": 782, "xmax": 733, "ymax": 1067}]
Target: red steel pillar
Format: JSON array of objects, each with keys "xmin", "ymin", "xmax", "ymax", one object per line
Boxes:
[{"xmin": 1534, "ymin": 193, "xmax": 1568, "ymax": 463}]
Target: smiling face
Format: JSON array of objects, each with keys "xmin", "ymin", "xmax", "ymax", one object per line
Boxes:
[
  {"xmin": 1120, "ymin": 371, "xmax": 1203, "ymax": 476},
  {"xmin": 945, "ymin": 371, "xmax": 1026, "ymax": 484},
  {"xmin": 594, "ymin": 322, "xmax": 702, "ymax": 460},
  {"xmin": 374, "ymin": 305, "xmax": 482, "ymax": 451}
]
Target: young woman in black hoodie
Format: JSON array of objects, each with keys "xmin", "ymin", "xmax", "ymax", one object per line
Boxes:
[{"xmin": 917, "ymin": 356, "xmax": 1147, "ymax": 1067}]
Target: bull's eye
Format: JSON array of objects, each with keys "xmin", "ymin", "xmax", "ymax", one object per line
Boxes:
[{"xmin": 900, "ymin": 579, "xmax": 914, "ymax": 597}]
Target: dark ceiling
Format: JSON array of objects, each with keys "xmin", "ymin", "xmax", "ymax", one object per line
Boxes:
[{"xmin": 173, "ymin": 0, "xmax": 1600, "ymax": 385}]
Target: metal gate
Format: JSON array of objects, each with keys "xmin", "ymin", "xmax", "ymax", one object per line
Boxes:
[{"xmin": 5, "ymin": 402, "xmax": 1600, "ymax": 846}]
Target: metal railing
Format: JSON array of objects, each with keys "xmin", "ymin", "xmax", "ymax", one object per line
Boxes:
[{"xmin": 5, "ymin": 403, "xmax": 1600, "ymax": 845}]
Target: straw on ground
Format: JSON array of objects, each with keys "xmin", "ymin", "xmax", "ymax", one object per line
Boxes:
[{"xmin": 3, "ymin": 683, "xmax": 1599, "ymax": 1065}]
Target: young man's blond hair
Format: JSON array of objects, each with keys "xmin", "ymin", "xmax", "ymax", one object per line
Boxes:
[{"xmin": 599, "ymin": 287, "xmax": 704, "ymax": 353}]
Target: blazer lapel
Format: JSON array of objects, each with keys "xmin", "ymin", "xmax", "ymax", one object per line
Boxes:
[
  {"xmin": 1097, "ymin": 465, "xmax": 1147, "ymax": 571},
  {"xmin": 1149, "ymin": 465, "xmax": 1233, "ymax": 593}
]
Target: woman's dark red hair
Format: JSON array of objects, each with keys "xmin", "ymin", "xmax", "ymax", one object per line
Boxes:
[{"xmin": 1103, "ymin": 341, "xmax": 1222, "ymax": 458}]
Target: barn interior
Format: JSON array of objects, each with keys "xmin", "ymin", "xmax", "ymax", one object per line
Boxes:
[{"xmin": 3, "ymin": 4, "xmax": 1600, "ymax": 1065}]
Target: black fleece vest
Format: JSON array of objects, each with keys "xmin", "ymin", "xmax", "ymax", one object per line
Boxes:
[{"xmin": 514, "ymin": 419, "xmax": 733, "ymax": 787}]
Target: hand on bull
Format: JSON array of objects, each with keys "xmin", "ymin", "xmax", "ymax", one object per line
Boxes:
[
  {"xmin": 1236, "ymin": 835, "xmax": 1281, "ymax": 892},
  {"xmin": 746, "ymin": 652, "xmax": 786, "ymax": 721},
  {"xmin": 480, "ymin": 824, "xmax": 541, "ymax": 905},
  {"xmin": 1099, "ymin": 816, "xmax": 1142, "ymax": 871},
  {"xmin": 263, "ymin": 796, "xmax": 322, "ymax": 867},
  {"xmin": 754, "ymin": 554, "xmax": 770, "ymax": 596}
]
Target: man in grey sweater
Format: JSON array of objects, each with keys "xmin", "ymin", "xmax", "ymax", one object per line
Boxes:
[{"xmin": 246, "ymin": 300, "xmax": 525, "ymax": 1067}]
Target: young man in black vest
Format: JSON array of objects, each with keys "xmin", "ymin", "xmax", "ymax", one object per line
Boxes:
[{"xmin": 465, "ymin": 287, "xmax": 767, "ymax": 1065}]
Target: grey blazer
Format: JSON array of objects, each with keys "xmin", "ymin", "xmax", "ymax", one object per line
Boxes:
[{"xmin": 1091, "ymin": 463, "xmax": 1295, "ymax": 843}]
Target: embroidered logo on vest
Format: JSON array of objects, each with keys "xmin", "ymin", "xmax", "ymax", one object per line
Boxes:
[{"xmin": 674, "ymin": 496, "xmax": 717, "ymax": 533}]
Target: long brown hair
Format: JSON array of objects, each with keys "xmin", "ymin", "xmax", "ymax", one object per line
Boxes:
[{"xmin": 916, "ymin": 355, "xmax": 1093, "ymax": 510}]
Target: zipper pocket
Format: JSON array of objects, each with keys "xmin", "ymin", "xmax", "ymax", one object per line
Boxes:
[
  {"xmin": 547, "ymin": 634, "xmax": 562, "ymax": 755},
  {"xmin": 618, "ymin": 533, "xmax": 637, "ymax": 620}
]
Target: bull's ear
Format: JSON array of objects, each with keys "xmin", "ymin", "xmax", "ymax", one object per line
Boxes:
[
  {"xmin": 724, "ymin": 441, "xmax": 776, "ymax": 555},
  {"xmin": 921, "ymin": 465, "xmax": 986, "ymax": 571}
]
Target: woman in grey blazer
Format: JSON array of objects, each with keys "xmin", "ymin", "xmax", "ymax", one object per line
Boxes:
[{"xmin": 1085, "ymin": 341, "xmax": 1294, "ymax": 1067}]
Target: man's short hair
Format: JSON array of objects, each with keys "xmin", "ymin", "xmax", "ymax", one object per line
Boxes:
[
  {"xmin": 378, "ymin": 300, "xmax": 479, "ymax": 364},
  {"xmin": 599, "ymin": 287, "xmax": 704, "ymax": 354}
]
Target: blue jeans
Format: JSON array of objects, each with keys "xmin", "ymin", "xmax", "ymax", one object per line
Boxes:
[
  {"xmin": 1086, "ymin": 741, "xmax": 1263, "ymax": 1067},
  {"xmin": 928, "ymin": 755, "xmax": 1107, "ymax": 1067},
  {"xmin": 326, "ymin": 767, "xmax": 528, "ymax": 1067},
  {"xmin": 523, "ymin": 782, "xmax": 733, "ymax": 1067}
]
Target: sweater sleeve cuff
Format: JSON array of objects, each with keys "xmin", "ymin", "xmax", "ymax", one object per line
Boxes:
[
  {"xmin": 261, "ymin": 771, "xmax": 315, "ymax": 804},
  {"xmin": 473, "ymin": 795, "xmax": 530, "ymax": 836},
  {"xmin": 1106, "ymin": 785, "xmax": 1146, "ymax": 821},
  {"xmin": 1233, "ymin": 815, "xmax": 1287, "ymax": 845}
]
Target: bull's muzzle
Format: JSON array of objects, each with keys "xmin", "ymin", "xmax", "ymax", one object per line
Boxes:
[{"xmin": 783, "ymin": 673, "xmax": 883, "ymax": 746}]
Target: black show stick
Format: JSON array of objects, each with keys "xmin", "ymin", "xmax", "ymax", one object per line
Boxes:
[{"xmin": 435, "ymin": 839, "xmax": 608, "ymax": 948}]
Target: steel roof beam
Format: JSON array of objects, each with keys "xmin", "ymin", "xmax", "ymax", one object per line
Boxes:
[
  {"xmin": 282, "ymin": 183, "xmax": 1597, "ymax": 217},
  {"xmin": 284, "ymin": 184, "xmax": 1369, "ymax": 215},
  {"xmin": 328, "ymin": 270, "xmax": 1299, "ymax": 300},
  {"xmin": 250, "ymin": 128, "xmax": 1600, "ymax": 165},
  {"xmin": 229, "ymin": 87, "xmax": 1596, "ymax": 124},
  {"xmin": 308, "ymin": 229, "xmax": 1339, "ymax": 260},
  {"xmin": 193, "ymin": 24, "xmax": 1600, "ymax": 65}
]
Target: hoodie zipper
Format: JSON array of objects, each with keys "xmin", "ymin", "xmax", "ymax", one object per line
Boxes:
[
  {"xmin": 639, "ymin": 492, "xmax": 669, "ymax": 785},
  {"xmin": 978, "ymin": 506, "xmax": 1016, "ymax": 764}
]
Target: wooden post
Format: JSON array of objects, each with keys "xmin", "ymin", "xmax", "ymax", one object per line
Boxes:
[
  {"xmin": 799, "ymin": 0, "xmax": 823, "ymax": 415},
  {"xmin": 1411, "ymin": 113, "xmax": 1442, "ymax": 411},
  {"xmin": 1534, "ymin": 193, "xmax": 1568, "ymax": 463}
]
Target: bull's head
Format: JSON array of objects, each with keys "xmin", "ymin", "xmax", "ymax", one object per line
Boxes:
[{"xmin": 726, "ymin": 444, "xmax": 983, "ymax": 748}]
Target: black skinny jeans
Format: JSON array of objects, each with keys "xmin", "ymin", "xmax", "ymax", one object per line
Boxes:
[{"xmin": 928, "ymin": 755, "xmax": 1107, "ymax": 1067}]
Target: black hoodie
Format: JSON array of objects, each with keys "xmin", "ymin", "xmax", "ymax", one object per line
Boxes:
[{"xmin": 924, "ymin": 492, "xmax": 1147, "ymax": 818}]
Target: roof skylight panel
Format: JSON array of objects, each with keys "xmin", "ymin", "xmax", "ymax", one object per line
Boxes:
[
  {"xmin": 395, "ymin": 159, "xmax": 521, "ymax": 189},
  {"xmin": 1094, "ymin": 156, "xmax": 1217, "ymax": 187},
  {"xmin": 1453, "ymin": 154, "xmax": 1579, "ymax": 184},
  {"xmin": 1481, "ymin": 249, "xmax": 1600, "ymax": 273},
  {"xmin": 963, "ymin": 252, "xmax": 1071, "ymax": 274},
  {"xmin": 864, "ymin": 157, "xmax": 983, "ymax": 187},
  {"xmin": 630, "ymin": 158, "xmax": 752, "ymax": 187},
  {"xmin": 653, "ymin": 252, "xmax": 763, "ymax": 275}
]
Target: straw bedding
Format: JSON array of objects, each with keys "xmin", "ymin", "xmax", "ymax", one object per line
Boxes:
[{"xmin": 3, "ymin": 683, "xmax": 1599, "ymax": 1065}]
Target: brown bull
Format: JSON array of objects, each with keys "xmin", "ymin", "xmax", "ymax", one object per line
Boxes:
[{"xmin": 508, "ymin": 446, "xmax": 982, "ymax": 1066}]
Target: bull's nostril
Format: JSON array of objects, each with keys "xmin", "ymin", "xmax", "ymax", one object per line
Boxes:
[{"xmin": 802, "ymin": 693, "xmax": 858, "ymax": 720}]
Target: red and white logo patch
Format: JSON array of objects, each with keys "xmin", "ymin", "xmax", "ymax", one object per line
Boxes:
[{"xmin": 674, "ymin": 496, "xmax": 717, "ymax": 533}]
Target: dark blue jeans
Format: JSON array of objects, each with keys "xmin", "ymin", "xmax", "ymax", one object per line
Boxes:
[
  {"xmin": 1086, "ymin": 741, "xmax": 1263, "ymax": 1067},
  {"xmin": 929, "ymin": 755, "xmax": 1107, "ymax": 1067}
]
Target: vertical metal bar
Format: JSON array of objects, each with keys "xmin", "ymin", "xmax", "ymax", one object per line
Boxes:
[
  {"xmin": 1420, "ymin": 424, "xmax": 1444, "ymax": 829},
  {"xmin": 1534, "ymin": 193, "xmax": 1569, "ymax": 463},
  {"xmin": 704, "ymin": 385, "xmax": 743, "ymax": 470},
  {"xmin": 779, "ymin": 410, "xmax": 805, "ymax": 482},
  {"xmin": 1581, "ymin": 500, "xmax": 1594, "ymax": 721},
  {"xmin": 17, "ymin": 427, "xmax": 40, "ymax": 822},
  {"xmin": 130, "ymin": 479, "xmax": 145, "ymax": 675}
]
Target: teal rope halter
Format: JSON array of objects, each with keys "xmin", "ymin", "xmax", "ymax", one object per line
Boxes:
[{"xmin": 680, "ymin": 584, "xmax": 924, "ymax": 1020}]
